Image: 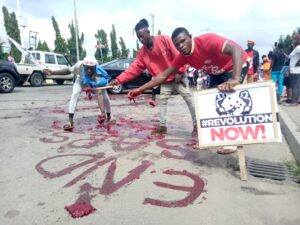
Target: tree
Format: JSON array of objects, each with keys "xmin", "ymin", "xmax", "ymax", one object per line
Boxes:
[
  {"xmin": 132, "ymin": 40, "xmax": 140, "ymax": 58},
  {"xmin": 51, "ymin": 16, "xmax": 68, "ymax": 54},
  {"xmin": 95, "ymin": 29, "xmax": 109, "ymax": 63},
  {"xmin": 110, "ymin": 24, "xmax": 120, "ymax": 59},
  {"xmin": 67, "ymin": 20, "xmax": 86, "ymax": 64},
  {"xmin": 277, "ymin": 28, "xmax": 300, "ymax": 54},
  {"xmin": 2, "ymin": 6, "xmax": 21, "ymax": 62},
  {"xmin": 0, "ymin": 43, "xmax": 8, "ymax": 60},
  {"xmin": 157, "ymin": 29, "xmax": 162, "ymax": 35},
  {"xmin": 36, "ymin": 40, "xmax": 50, "ymax": 51},
  {"xmin": 119, "ymin": 37, "xmax": 129, "ymax": 57}
]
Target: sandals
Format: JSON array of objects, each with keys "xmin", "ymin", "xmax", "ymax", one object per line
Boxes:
[{"xmin": 63, "ymin": 122, "xmax": 74, "ymax": 131}]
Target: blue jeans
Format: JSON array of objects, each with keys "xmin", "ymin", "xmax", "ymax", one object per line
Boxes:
[{"xmin": 271, "ymin": 70, "xmax": 284, "ymax": 96}]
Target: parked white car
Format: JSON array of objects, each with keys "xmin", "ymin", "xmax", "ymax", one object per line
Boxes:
[{"xmin": 29, "ymin": 50, "xmax": 74, "ymax": 85}]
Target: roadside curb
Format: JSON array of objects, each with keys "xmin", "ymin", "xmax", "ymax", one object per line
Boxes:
[{"xmin": 279, "ymin": 106, "xmax": 300, "ymax": 164}]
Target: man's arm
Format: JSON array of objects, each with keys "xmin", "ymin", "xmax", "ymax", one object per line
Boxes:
[
  {"xmin": 45, "ymin": 68, "xmax": 71, "ymax": 76},
  {"xmin": 218, "ymin": 41, "xmax": 244, "ymax": 92},
  {"xmin": 130, "ymin": 67, "xmax": 177, "ymax": 95},
  {"xmin": 109, "ymin": 54, "xmax": 146, "ymax": 86}
]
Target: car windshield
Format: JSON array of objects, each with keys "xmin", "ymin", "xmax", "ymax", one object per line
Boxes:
[{"xmin": 102, "ymin": 59, "xmax": 132, "ymax": 69}]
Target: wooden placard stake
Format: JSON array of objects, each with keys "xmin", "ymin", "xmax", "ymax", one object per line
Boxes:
[{"xmin": 238, "ymin": 146, "xmax": 248, "ymax": 181}]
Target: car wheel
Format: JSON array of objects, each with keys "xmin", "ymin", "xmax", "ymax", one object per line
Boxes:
[
  {"xmin": 108, "ymin": 82, "xmax": 123, "ymax": 94},
  {"xmin": 30, "ymin": 72, "xmax": 43, "ymax": 87},
  {"xmin": 0, "ymin": 73, "xmax": 15, "ymax": 93},
  {"xmin": 55, "ymin": 80, "xmax": 65, "ymax": 85}
]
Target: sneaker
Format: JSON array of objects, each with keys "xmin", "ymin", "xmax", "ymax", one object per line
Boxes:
[
  {"xmin": 216, "ymin": 146, "xmax": 237, "ymax": 155},
  {"xmin": 192, "ymin": 125, "xmax": 198, "ymax": 137},
  {"xmin": 283, "ymin": 102, "xmax": 298, "ymax": 107},
  {"xmin": 149, "ymin": 99, "xmax": 156, "ymax": 107},
  {"xmin": 286, "ymin": 99, "xmax": 292, "ymax": 103},
  {"xmin": 97, "ymin": 114, "xmax": 106, "ymax": 124},
  {"xmin": 151, "ymin": 126, "xmax": 167, "ymax": 135}
]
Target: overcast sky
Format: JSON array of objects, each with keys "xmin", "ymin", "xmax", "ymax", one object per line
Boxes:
[{"xmin": 1, "ymin": 0, "xmax": 299, "ymax": 59}]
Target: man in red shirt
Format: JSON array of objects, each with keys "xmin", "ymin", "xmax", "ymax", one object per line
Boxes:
[
  {"xmin": 245, "ymin": 40, "xmax": 259, "ymax": 83},
  {"xmin": 128, "ymin": 27, "xmax": 249, "ymax": 154},
  {"xmin": 109, "ymin": 19, "xmax": 197, "ymax": 136},
  {"xmin": 129, "ymin": 27, "xmax": 248, "ymax": 94}
]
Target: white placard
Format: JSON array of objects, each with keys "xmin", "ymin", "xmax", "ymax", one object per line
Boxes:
[{"xmin": 194, "ymin": 81, "xmax": 282, "ymax": 148}]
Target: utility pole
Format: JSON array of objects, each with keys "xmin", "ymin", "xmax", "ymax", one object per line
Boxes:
[
  {"xmin": 16, "ymin": 0, "xmax": 27, "ymax": 47},
  {"xmin": 29, "ymin": 30, "xmax": 38, "ymax": 49},
  {"xmin": 149, "ymin": 13, "xmax": 155, "ymax": 35},
  {"xmin": 73, "ymin": 0, "xmax": 80, "ymax": 62}
]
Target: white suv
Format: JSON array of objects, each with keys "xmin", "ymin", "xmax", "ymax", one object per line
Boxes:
[{"xmin": 29, "ymin": 51, "xmax": 74, "ymax": 85}]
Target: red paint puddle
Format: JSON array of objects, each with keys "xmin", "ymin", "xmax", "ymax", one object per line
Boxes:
[
  {"xmin": 57, "ymin": 146, "xmax": 65, "ymax": 153},
  {"xmin": 51, "ymin": 120, "xmax": 62, "ymax": 129},
  {"xmin": 49, "ymin": 109, "xmax": 65, "ymax": 114},
  {"xmin": 65, "ymin": 202, "xmax": 96, "ymax": 218}
]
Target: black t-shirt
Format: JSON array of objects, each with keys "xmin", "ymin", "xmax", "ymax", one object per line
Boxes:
[{"xmin": 272, "ymin": 50, "xmax": 286, "ymax": 71}]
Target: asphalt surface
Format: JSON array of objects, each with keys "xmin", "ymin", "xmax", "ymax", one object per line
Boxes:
[{"xmin": 0, "ymin": 84, "xmax": 299, "ymax": 225}]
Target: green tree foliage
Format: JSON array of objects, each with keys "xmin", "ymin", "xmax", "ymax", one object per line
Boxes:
[
  {"xmin": 0, "ymin": 43, "xmax": 8, "ymax": 60},
  {"xmin": 95, "ymin": 29, "xmax": 109, "ymax": 63},
  {"xmin": 132, "ymin": 40, "xmax": 140, "ymax": 58},
  {"xmin": 110, "ymin": 24, "xmax": 120, "ymax": 59},
  {"xmin": 157, "ymin": 29, "xmax": 162, "ymax": 35},
  {"xmin": 67, "ymin": 20, "xmax": 86, "ymax": 64},
  {"xmin": 119, "ymin": 37, "xmax": 129, "ymax": 57},
  {"xmin": 278, "ymin": 28, "xmax": 300, "ymax": 54},
  {"xmin": 51, "ymin": 16, "xmax": 68, "ymax": 54},
  {"xmin": 36, "ymin": 40, "xmax": 50, "ymax": 51},
  {"xmin": 2, "ymin": 6, "xmax": 21, "ymax": 62}
]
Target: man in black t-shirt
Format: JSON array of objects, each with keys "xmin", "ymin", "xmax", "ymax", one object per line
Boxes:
[{"xmin": 270, "ymin": 42, "xmax": 287, "ymax": 101}]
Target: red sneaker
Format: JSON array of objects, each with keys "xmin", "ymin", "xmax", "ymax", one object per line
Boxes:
[
  {"xmin": 149, "ymin": 99, "xmax": 156, "ymax": 107},
  {"xmin": 97, "ymin": 114, "xmax": 105, "ymax": 124}
]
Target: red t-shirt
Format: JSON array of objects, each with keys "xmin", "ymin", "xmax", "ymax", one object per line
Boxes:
[
  {"xmin": 117, "ymin": 35, "xmax": 186, "ymax": 84},
  {"xmin": 171, "ymin": 33, "xmax": 248, "ymax": 75},
  {"xmin": 246, "ymin": 50, "xmax": 254, "ymax": 74}
]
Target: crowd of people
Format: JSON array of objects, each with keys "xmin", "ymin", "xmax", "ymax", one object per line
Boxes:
[
  {"xmin": 181, "ymin": 35, "xmax": 300, "ymax": 107},
  {"xmin": 44, "ymin": 18, "xmax": 300, "ymax": 154}
]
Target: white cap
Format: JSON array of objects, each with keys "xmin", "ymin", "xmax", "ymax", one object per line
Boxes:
[{"xmin": 83, "ymin": 56, "xmax": 97, "ymax": 66}]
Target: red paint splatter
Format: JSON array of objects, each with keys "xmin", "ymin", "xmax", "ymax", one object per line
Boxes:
[
  {"xmin": 65, "ymin": 202, "xmax": 96, "ymax": 218},
  {"xmin": 51, "ymin": 120, "xmax": 62, "ymax": 129},
  {"xmin": 49, "ymin": 109, "xmax": 65, "ymax": 114},
  {"xmin": 100, "ymin": 160, "xmax": 153, "ymax": 195},
  {"xmin": 143, "ymin": 169, "xmax": 205, "ymax": 207},
  {"xmin": 40, "ymin": 132, "xmax": 69, "ymax": 143}
]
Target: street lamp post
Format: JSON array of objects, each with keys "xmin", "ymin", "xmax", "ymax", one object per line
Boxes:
[
  {"xmin": 73, "ymin": 0, "xmax": 80, "ymax": 62},
  {"xmin": 149, "ymin": 13, "xmax": 155, "ymax": 35}
]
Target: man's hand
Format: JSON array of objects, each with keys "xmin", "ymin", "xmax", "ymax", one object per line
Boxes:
[
  {"xmin": 108, "ymin": 79, "xmax": 120, "ymax": 86},
  {"xmin": 44, "ymin": 69, "xmax": 53, "ymax": 76},
  {"xmin": 174, "ymin": 74, "xmax": 181, "ymax": 83},
  {"xmin": 217, "ymin": 79, "xmax": 239, "ymax": 92},
  {"xmin": 175, "ymin": 73, "xmax": 187, "ymax": 88},
  {"xmin": 128, "ymin": 89, "xmax": 141, "ymax": 99}
]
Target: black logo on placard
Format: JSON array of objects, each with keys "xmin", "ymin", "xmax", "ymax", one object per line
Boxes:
[{"xmin": 215, "ymin": 90, "xmax": 252, "ymax": 116}]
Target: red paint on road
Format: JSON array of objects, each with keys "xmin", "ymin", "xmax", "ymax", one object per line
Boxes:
[
  {"xmin": 143, "ymin": 169, "xmax": 205, "ymax": 207},
  {"xmin": 65, "ymin": 202, "xmax": 96, "ymax": 218}
]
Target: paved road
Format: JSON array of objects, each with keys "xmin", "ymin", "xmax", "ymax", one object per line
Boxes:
[{"xmin": 0, "ymin": 85, "xmax": 299, "ymax": 225}]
